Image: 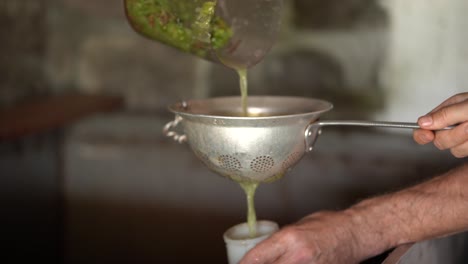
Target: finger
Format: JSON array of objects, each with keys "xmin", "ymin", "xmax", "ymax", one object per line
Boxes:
[
  {"xmin": 264, "ymin": 252, "xmax": 294, "ymax": 264},
  {"xmin": 432, "ymin": 122, "xmax": 468, "ymax": 150},
  {"xmin": 428, "ymin": 93, "xmax": 468, "ymax": 114},
  {"xmin": 413, "ymin": 129, "xmax": 435, "ymax": 145},
  {"xmin": 240, "ymin": 243, "xmax": 280, "ymax": 264},
  {"xmin": 239, "ymin": 235, "xmax": 285, "ymax": 264},
  {"xmin": 450, "ymin": 140, "xmax": 468, "ymax": 158},
  {"xmin": 418, "ymin": 100, "xmax": 468, "ymax": 130}
]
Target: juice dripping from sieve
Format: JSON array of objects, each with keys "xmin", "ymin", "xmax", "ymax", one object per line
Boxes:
[
  {"xmin": 239, "ymin": 181, "xmax": 258, "ymax": 238},
  {"xmin": 235, "ymin": 172, "xmax": 285, "ymax": 238}
]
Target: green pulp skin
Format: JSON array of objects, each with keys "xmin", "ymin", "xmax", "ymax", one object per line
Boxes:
[{"xmin": 125, "ymin": 0, "xmax": 232, "ymax": 58}]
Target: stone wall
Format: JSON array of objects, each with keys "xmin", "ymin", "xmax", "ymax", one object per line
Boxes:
[
  {"xmin": 0, "ymin": 0, "xmax": 48, "ymax": 108},
  {"xmin": 6, "ymin": 0, "xmax": 468, "ymax": 119},
  {"xmin": 1, "ymin": 0, "xmax": 389, "ymax": 116},
  {"xmin": 379, "ymin": 0, "xmax": 468, "ymax": 121},
  {"xmin": 5, "ymin": 1, "xmax": 468, "ymax": 264}
]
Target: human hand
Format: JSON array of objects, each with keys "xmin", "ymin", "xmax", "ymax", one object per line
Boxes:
[
  {"xmin": 239, "ymin": 211, "xmax": 367, "ymax": 264},
  {"xmin": 414, "ymin": 92, "xmax": 468, "ymax": 158}
]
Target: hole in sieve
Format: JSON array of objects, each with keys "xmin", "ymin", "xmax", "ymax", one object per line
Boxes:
[
  {"xmin": 282, "ymin": 152, "xmax": 302, "ymax": 170},
  {"xmin": 218, "ymin": 155, "xmax": 242, "ymax": 171},
  {"xmin": 250, "ymin": 156, "xmax": 275, "ymax": 173}
]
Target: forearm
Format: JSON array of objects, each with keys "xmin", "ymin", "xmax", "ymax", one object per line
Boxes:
[{"xmin": 345, "ymin": 163, "xmax": 468, "ymax": 260}]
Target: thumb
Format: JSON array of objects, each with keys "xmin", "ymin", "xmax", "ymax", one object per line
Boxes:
[{"xmin": 418, "ymin": 102, "xmax": 467, "ymax": 130}]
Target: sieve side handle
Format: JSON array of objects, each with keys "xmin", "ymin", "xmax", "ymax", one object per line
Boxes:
[
  {"xmin": 305, "ymin": 120, "xmax": 454, "ymax": 153},
  {"xmin": 163, "ymin": 115, "xmax": 187, "ymax": 144}
]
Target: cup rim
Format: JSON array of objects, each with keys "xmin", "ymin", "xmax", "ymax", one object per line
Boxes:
[{"xmin": 223, "ymin": 220, "xmax": 279, "ymax": 245}]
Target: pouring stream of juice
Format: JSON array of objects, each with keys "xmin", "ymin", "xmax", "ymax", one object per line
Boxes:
[
  {"xmin": 238, "ymin": 68, "xmax": 248, "ymax": 116},
  {"xmin": 124, "ymin": 0, "xmax": 283, "ymax": 239}
]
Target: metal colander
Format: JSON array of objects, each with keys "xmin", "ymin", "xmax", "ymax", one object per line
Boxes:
[
  {"xmin": 163, "ymin": 96, "xmax": 330, "ymax": 182},
  {"xmin": 163, "ymin": 96, "xmax": 429, "ymax": 183}
]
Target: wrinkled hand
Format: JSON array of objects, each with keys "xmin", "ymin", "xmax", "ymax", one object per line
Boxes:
[
  {"xmin": 239, "ymin": 211, "xmax": 363, "ymax": 264},
  {"xmin": 414, "ymin": 93, "xmax": 468, "ymax": 158}
]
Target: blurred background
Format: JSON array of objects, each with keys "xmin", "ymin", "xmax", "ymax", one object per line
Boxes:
[{"xmin": 1, "ymin": 0, "xmax": 467, "ymax": 263}]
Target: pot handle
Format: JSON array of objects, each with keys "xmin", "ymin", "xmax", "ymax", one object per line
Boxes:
[
  {"xmin": 163, "ymin": 115, "xmax": 187, "ymax": 144},
  {"xmin": 304, "ymin": 120, "xmax": 454, "ymax": 153}
]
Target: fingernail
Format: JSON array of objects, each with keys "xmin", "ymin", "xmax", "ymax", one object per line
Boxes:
[
  {"xmin": 419, "ymin": 116, "xmax": 433, "ymax": 127},
  {"xmin": 419, "ymin": 133, "xmax": 430, "ymax": 142}
]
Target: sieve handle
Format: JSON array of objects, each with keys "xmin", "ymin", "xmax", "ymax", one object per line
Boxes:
[
  {"xmin": 305, "ymin": 120, "xmax": 454, "ymax": 153},
  {"xmin": 313, "ymin": 120, "xmax": 454, "ymax": 130},
  {"xmin": 163, "ymin": 115, "xmax": 187, "ymax": 144}
]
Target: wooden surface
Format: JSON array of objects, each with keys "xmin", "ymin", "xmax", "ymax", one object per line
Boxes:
[{"xmin": 0, "ymin": 94, "xmax": 123, "ymax": 141}]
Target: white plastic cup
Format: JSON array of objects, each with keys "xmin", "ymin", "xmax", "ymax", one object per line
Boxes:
[{"xmin": 223, "ymin": 220, "xmax": 279, "ymax": 264}]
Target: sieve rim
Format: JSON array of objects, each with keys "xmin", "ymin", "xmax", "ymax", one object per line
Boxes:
[{"xmin": 167, "ymin": 95, "xmax": 333, "ymax": 121}]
